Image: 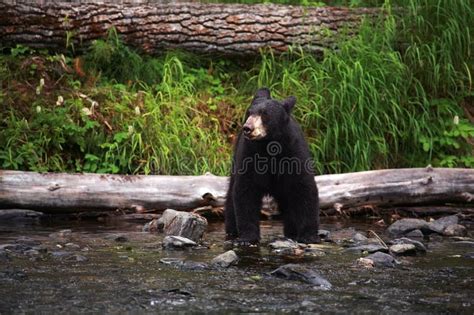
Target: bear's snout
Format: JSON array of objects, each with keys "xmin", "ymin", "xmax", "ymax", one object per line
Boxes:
[{"xmin": 243, "ymin": 115, "xmax": 267, "ymax": 140}]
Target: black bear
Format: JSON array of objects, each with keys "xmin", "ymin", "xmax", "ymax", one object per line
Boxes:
[{"xmin": 225, "ymin": 88, "xmax": 320, "ymax": 245}]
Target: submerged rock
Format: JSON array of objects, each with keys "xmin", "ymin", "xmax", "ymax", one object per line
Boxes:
[
  {"xmin": 162, "ymin": 236, "xmax": 197, "ymax": 249},
  {"xmin": 387, "ymin": 219, "xmax": 429, "ymax": 236},
  {"xmin": 361, "ymin": 252, "xmax": 397, "ymax": 268},
  {"xmin": 345, "ymin": 244, "xmax": 388, "ymax": 254},
  {"xmin": 270, "ymin": 264, "xmax": 332, "ymax": 289},
  {"xmin": 157, "ymin": 209, "xmax": 208, "ymax": 242},
  {"xmin": 211, "ymin": 250, "xmax": 238, "ymax": 268}
]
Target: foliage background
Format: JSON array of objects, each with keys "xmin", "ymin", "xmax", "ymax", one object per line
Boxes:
[{"xmin": 0, "ymin": 0, "xmax": 472, "ymax": 175}]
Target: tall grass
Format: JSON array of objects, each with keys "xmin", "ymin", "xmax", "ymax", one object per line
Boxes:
[{"xmin": 0, "ymin": 0, "xmax": 472, "ymax": 175}]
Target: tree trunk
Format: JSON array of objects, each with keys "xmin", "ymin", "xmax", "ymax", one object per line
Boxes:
[
  {"xmin": 0, "ymin": 1, "xmax": 377, "ymax": 55},
  {"xmin": 0, "ymin": 168, "xmax": 472, "ymax": 214}
]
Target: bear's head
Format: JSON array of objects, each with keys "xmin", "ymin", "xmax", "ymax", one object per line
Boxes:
[{"xmin": 242, "ymin": 88, "xmax": 296, "ymax": 141}]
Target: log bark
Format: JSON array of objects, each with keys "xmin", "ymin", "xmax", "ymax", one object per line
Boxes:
[
  {"xmin": 0, "ymin": 1, "xmax": 377, "ymax": 55},
  {"xmin": 0, "ymin": 168, "xmax": 473, "ymax": 214}
]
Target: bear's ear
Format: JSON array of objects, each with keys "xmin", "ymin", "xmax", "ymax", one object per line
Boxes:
[
  {"xmin": 282, "ymin": 96, "xmax": 296, "ymax": 113},
  {"xmin": 252, "ymin": 87, "xmax": 271, "ymax": 103}
]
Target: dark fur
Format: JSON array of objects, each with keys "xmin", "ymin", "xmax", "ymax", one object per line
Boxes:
[{"xmin": 225, "ymin": 88, "xmax": 320, "ymax": 244}]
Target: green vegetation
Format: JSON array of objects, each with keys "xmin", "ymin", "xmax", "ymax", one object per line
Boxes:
[{"xmin": 0, "ymin": 0, "xmax": 472, "ymax": 175}]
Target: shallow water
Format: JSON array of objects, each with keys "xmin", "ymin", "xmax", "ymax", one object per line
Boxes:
[{"xmin": 0, "ymin": 217, "xmax": 473, "ymax": 313}]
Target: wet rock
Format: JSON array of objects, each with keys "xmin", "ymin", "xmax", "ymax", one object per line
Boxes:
[
  {"xmin": 49, "ymin": 229, "xmax": 72, "ymax": 239},
  {"xmin": 352, "ymin": 233, "xmax": 368, "ymax": 243},
  {"xmin": 270, "ymin": 264, "xmax": 332, "ymax": 290},
  {"xmin": 390, "ymin": 238, "xmax": 427, "ymax": 253},
  {"xmin": 65, "ymin": 242, "xmax": 81, "ymax": 250},
  {"xmin": 159, "ymin": 258, "xmax": 208, "ymax": 270},
  {"xmin": 303, "ymin": 247, "xmax": 326, "ymax": 258},
  {"xmin": 443, "ymin": 224, "xmax": 467, "ymax": 237},
  {"xmin": 356, "ymin": 257, "xmax": 375, "ymax": 268},
  {"xmin": 51, "ymin": 251, "xmax": 72, "ymax": 259},
  {"xmin": 427, "ymin": 215, "xmax": 458, "ymax": 234},
  {"xmin": 318, "ymin": 229, "xmax": 330, "ymax": 240},
  {"xmin": 211, "ymin": 250, "xmax": 238, "ymax": 268},
  {"xmin": 73, "ymin": 254, "xmax": 88, "ymax": 262},
  {"xmin": 269, "ymin": 238, "xmax": 300, "ymax": 250},
  {"xmin": 387, "ymin": 219, "xmax": 429, "ymax": 236},
  {"xmin": 162, "ymin": 236, "xmax": 197, "ymax": 249},
  {"xmin": 268, "ymin": 238, "xmax": 305, "ymax": 256},
  {"xmin": 301, "ymin": 300, "xmax": 316, "ymax": 308},
  {"xmin": 389, "ymin": 244, "xmax": 417, "ymax": 256},
  {"xmin": 0, "ymin": 209, "xmax": 43, "ymax": 221},
  {"xmin": 345, "ymin": 244, "xmax": 388, "ymax": 254},
  {"xmin": 143, "ymin": 219, "xmax": 160, "ymax": 232},
  {"xmin": 362, "ymin": 252, "xmax": 397, "ymax": 268},
  {"xmin": 405, "ymin": 229, "xmax": 424, "ymax": 238},
  {"xmin": 157, "ymin": 209, "xmax": 208, "ymax": 242}
]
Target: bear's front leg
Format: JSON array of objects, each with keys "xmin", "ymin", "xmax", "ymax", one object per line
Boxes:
[{"xmin": 233, "ymin": 184, "xmax": 264, "ymax": 245}]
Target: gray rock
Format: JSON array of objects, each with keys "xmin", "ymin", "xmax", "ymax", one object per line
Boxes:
[
  {"xmin": 51, "ymin": 251, "xmax": 72, "ymax": 259},
  {"xmin": 345, "ymin": 244, "xmax": 388, "ymax": 254},
  {"xmin": 352, "ymin": 233, "xmax": 368, "ymax": 243},
  {"xmin": 390, "ymin": 237, "xmax": 426, "ymax": 253},
  {"xmin": 159, "ymin": 258, "xmax": 208, "ymax": 270},
  {"xmin": 405, "ymin": 229, "xmax": 424, "ymax": 238},
  {"xmin": 73, "ymin": 255, "xmax": 88, "ymax": 262},
  {"xmin": 162, "ymin": 235, "xmax": 197, "ymax": 249},
  {"xmin": 387, "ymin": 219, "xmax": 429, "ymax": 236},
  {"xmin": 389, "ymin": 244, "xmax": 417, "ymax": 256},
  {"xmin": 271, "ymin": 264, "xmax": 332, "ymax": 289},
  {"xmin": 49, "ymin": 229, "xmax": 72, "ymax": 239},
  {"xmin": 142, "ymin": 219, "xmax": 160, "ymax": 232},
  {"xmin": 65, "ymin": 243, "xmax": 81, "ymax": 250},
  {"xmin": 303, "ymin": 248, "xmax": 326, "ymax": 258},
  {"xmin": 364, "ymin": 252, "xmax": 397, "ymax": 268},
  {"xmin": 443, "ymin": 224, "xmax": 467, "ymax": 237},
  {"xmin": 427, "ymin": 215, "xmax": 458, "ymax": 234},
  {"xmin": 211, "ymin": 250, "xmax": 238, "ymax": 268},
  {"xmin": 268, "ymin": 238, "xmax": 301, "ymax": 250},
  {"xmin": 157, "ymin": 209, "xmax": 208, "ymax": 242}
]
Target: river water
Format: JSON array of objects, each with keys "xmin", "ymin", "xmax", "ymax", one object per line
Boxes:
[{"xmin": 0, "ymin": 217, "xmax": 473, "ymax": 313}]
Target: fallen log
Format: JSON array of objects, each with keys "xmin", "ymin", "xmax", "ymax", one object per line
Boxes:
[
  {"xmin": 0, "ymin": 168, "xmax": 473, "ymax": 213},
  {"xmin": 0, "ymin": 1, "xmax": 377, "ymax": 55}
]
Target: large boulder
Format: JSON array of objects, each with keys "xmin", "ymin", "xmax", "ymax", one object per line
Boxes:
[{"xmin": 157, "ymin": 209, "xmax": 208, "ymax": 242}]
